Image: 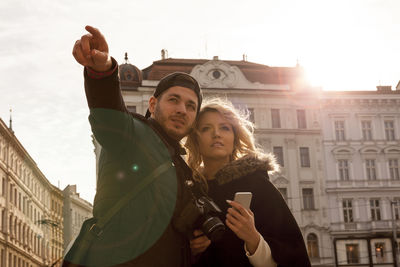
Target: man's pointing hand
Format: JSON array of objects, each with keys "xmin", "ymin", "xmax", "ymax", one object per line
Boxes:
[{"xmin": 72, "ymin": 25, "xmax": 112, "ymax": 72}]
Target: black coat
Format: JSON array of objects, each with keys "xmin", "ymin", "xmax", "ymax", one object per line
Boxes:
[{"xmin": 194, "ymin": 154, "xmax": 311, "ymax": 267}]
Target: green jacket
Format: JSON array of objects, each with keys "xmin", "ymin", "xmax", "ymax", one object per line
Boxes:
[{"xmin": 67, "ymin": 59, "xmax": 195, "ymax": 267}]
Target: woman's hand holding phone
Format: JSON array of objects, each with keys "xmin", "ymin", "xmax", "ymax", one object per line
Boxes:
[{"xmin": 225, "ymin": 199, "xmax": 260, "ymax": 255}]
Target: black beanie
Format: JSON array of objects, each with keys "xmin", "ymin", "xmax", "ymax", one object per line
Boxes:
[{"xmin": 145, "ymin": 72, "xmax": 202, "ymax": 118}]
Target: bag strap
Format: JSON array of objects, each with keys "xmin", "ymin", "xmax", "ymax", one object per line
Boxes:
[{"xmin": 88, "ymin": 160, "xmax": 173, "ymax": 237}]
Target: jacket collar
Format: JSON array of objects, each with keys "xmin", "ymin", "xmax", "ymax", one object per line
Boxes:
[{"xmin": 214, "ymin": 153, "xmax": 278, "ymax": 185}]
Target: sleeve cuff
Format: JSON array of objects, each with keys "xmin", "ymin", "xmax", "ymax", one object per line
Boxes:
[
  {"xmin": 245, "ymin": 234, "xmax": 276, "ymax": 267},
  {"xmin": 86, "ymin": 58, "xmax": 118, "ymax": 79}
]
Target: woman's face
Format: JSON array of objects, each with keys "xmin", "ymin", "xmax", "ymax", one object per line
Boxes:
[{"xmin": 196, "ymin": 111, "xmax": 235, "ymax": 163}]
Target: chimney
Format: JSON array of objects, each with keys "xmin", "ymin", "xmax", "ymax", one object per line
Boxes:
[
  {"xmin": 242, "ymin": 54, "xmax": 247, "ymax": 61},
  {"xmin": 396, "ymin": 81, "xmax": 400, "ymax": 91},
  {"xmin": 376, "ymin": 85, "xmax": 392, "ymax": 92},
  {"xmin": 213, "ymin": 56, "xmax": 219, "ymax": 61},
  {"xmin": 161, "ymin": 49, "xmax": 168, "ymax": 60}
]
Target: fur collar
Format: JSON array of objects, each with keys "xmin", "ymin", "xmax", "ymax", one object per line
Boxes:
[{"xmin": 214, "ymin": 153, "xmax": 278, "ymax": 185}]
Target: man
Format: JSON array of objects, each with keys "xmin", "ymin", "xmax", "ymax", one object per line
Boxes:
[{"xmin": 65, "ymin": 26, "xmax": 210, "ymax": 267}]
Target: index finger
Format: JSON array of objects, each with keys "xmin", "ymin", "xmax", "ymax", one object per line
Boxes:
[
  {"xmin": 228, "ymin": 200, "xmax": 249, "ymax": 216},
  {"xmin": 85, "ymin": 25, "xmax": 103, "ymax": 39}
]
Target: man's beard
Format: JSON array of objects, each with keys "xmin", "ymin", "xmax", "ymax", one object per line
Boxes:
[{"xmin": 154, "ymin": 104, "xmax": 191, "ymax": 141}]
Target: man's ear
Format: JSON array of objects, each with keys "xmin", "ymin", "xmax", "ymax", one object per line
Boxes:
[{"xmin": 148, "ymin": 96, "xmax": 157, "ymax": 115}]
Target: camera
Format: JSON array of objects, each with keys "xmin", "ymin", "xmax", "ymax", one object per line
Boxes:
[
  {"xmin": 173, "ymin": 185, "xmax": 225, "ymax": 242},
  {"xmin": 192, "ymin": 196, "xmax": 225, "ymax": 242}
]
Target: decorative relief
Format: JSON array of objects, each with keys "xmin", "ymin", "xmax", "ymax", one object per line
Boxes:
[
  {"xmin": 272, "ymin": 176, "xmax": 289, "ymax": 185},
  {"xmin": 190, "ymin": 59, "xmax": 289, "ymax": 90}
]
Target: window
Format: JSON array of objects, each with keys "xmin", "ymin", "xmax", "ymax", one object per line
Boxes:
[
  {"xmin": 297, "ymin": 109, "xmax": 307, "ymax": 129},
  {"xmin": 9, "ymin": 185, "xmax": 13, "ymax": 204},
  {"xmin": 366, "ymin": 159, "xmax": 377, "ymax": 180},
  {"xmin": 126, "ymin": 105, "xmax": 136, "ymax": 113},
  {"xmin": 277, "ymin": 187, "xmax": 287, "ymax": 202},
  {"xmin": 361, "ymin": 120, "xmax": 372, "ymax": 140},
  {"xmin": 273, "ymin": 146, "xmax": 284, "ymax": 167},
  {"xmin": 1, "ymin": 178, "xmax": 5, "ymax": 196},
  {"xmin": 338, "ymin": 159, "xmax": 350, "ymax": 181},
  {"xmin": 374, "ymin": 242, "xmax": 386, "ymax": 263},
  {"xmin": 307, "ymin": 234, "xmax": 319, "ymax": 258},
  {"xmin": 300, "ymin": 147, "xmax": 310, "ymax": 167},
  {"xmin": 384, "ymin": 120, "xmax": 395, "ymax": 141},
  {"xmin": 335, "ymin": 121, "xmax": 346, "ymax": 141},
  {"xmin": 343, "ymin": 199, "xmax": 353, "ymax": 223},
  {"xmin": 1, "ymin": 210, "xmax": 5, "ymax": 232},
  {"xmin": 271, "ymin": 109, "xmax": 281, "ymax": 128},
  {"xmin": 346, "ymin": 244, "xmax": 360, "ymax": 264},
  {"xmin": 394, "ymin": 198, "xmax": 400, "ymax": 220},
  {"xmin": 302, "ymin": 188, "xmax": 315, "ymax": 210},
  {"xmin": 389, "ymin": 159, "xmax": 399, "ymax": 180},
  {"xmin": 370, "ymin": 199, "xmax": 381, "ymax": 221},
  {"xmin": 247, "ymin": 108, "xmax": 255, "ymax": 124}
]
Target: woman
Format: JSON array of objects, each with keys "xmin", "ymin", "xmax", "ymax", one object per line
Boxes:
[{"xmin": 185, "ymin": 99, "xmax": 311, "ymax": 267}]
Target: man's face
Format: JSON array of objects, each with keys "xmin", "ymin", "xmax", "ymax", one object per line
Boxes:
[{"xmin": 148, "ymin": 86, "xmax": 198, "ymax": 141}]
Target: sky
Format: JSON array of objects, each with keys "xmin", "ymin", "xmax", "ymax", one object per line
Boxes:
[{"xmin": 1, "ymin": 0, "xmax": 400, "ymax": 203}]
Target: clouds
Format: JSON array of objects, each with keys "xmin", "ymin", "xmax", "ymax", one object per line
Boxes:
[{"xmin": 1, "ymin": 0, "xmax": 400, "ymax": 202}]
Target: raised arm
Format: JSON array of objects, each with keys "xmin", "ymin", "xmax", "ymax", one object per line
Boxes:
[{"xmin": 73, "ymin": 26, "xmax": 132, "ymax": 151}]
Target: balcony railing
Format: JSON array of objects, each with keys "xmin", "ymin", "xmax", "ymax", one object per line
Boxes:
[
  {"xmin": 330, "ymin": 220, "xmax": 396, "ymax": 232},
  {"xmin": 326, "ymin": 179, "xmax": 400, "ymax": 189}
]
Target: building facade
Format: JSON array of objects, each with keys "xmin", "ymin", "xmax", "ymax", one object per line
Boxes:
[
  {"xmin": 62, "ymin": 185, "xmax": 92, "ymax": 252},
  {"xmin": 49, "ymin": 185, "xmax": 64, "ymax": 266},
  {"xmin": 112, "ymin": 53, "xmax": 400, "ymax": 266},
  {"xmin": 116, "ymin": 53, "xmax": 334, "ymax": 266},
  {"xmin": 321, "ymin": 87, "xmax": 400, "ymax": 266},
  {"xmin": 0, "ymin": 118, "xmax": 58, "ymax": 267}
]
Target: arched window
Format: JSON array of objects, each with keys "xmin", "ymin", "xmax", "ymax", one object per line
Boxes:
[{"xmin": 307, "ymin": 233, "xmax": 319, "ymax": 258}]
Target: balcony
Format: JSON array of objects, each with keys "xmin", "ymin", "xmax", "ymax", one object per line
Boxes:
[
  {"xmin": 326, "ymin": 179, "xmax": 400, "ymax": 190},
  {"xmin": 330, "ymin": 220, "xmax": 395, "ymax": 233}
]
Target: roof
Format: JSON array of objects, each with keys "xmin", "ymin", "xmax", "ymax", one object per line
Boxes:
[{"xmin": 142, "ymin": 58, "xmax": 302, "ymax": 85}]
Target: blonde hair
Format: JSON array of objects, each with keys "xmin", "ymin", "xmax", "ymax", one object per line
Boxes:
[{"xmin": 185, "ymin": 98, "xmax": 263, "ymax": 172}]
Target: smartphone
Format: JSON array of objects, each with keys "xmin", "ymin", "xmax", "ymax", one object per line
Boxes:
[{"xmin": 233, "ymin": 192, "xmax": 252, "ymax": 209}]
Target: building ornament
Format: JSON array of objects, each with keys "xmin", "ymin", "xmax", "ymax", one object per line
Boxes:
[{"xmin": 190, "ymin": 59, "xmax": 289, "ymax": 90}]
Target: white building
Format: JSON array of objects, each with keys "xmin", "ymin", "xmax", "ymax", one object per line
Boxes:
[
  {"xmin": 117, "ymin": 53, "xmax": 333, "ymax": 266},
  {"xmin": 321, "ymin": 86, "xmax": 400, "ymax": 266},
  {"xmin": 89, "ymin": 52, "xmax": 400, "ymax": 266},
  {"xmin": 62, "ymin": 185, "xmax": 92, "ymax": 251}
]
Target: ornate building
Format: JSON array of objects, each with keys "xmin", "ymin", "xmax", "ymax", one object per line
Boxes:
[
  {"xmin": 114, "ymin": 53, "xmax": 333, "ymax": 266},
  {"xmin": 0, "ymin": 118, "xmax": 58, "ymax": 267},
  {"xmin": 49, "ymin": 185, "xmax": 64, "ymax": 266},
  {"xmin": 321, "ymin": 86, "xmax": 400, "ymax": 266},
  {"xmin": 110, "ymin": 52, "xmax": 400, "ymax": 266}
]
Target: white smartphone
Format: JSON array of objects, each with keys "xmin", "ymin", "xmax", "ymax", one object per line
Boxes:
[{"xmin": 233, "ymin": 192, "xmax": 253, "ymax": 209}]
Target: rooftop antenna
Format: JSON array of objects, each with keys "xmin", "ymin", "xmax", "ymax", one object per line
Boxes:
[{"xmin": 9, "ymin": 108, "xmax": 13, "ymax": 133}]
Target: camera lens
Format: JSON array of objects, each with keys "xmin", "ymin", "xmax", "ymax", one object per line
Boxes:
[{"xmin": 202, "ymin": 216, "xmax": 225, "ymax": 242}]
